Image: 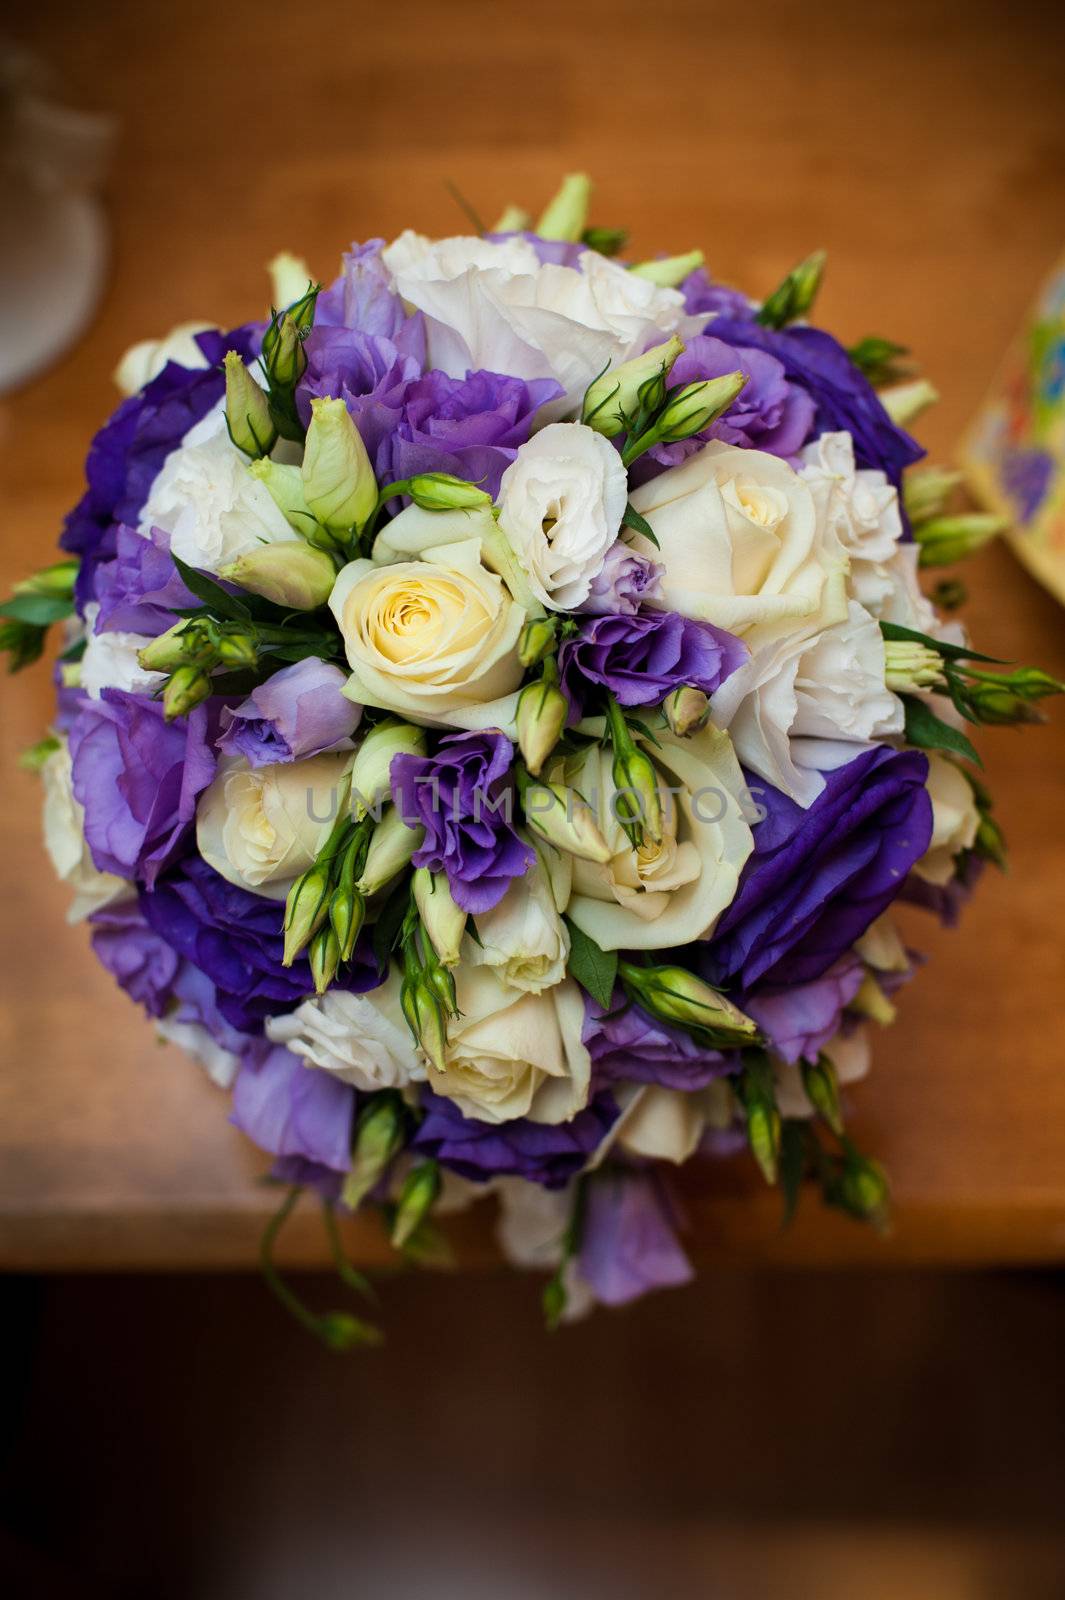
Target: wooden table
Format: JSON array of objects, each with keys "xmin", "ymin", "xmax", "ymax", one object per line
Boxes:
[{"xmin": 2, "ymin": 0, "xmax": 1064, "ymax": 1270}]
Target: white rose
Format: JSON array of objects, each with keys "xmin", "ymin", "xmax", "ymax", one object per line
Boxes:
[
  {"xmin": 429, "ymin": 968, "xmax": 591, "ymax": 1125},
  {"xmin": 79, "ymin": 604, "xmax": 163, "ymax": 700},
  {"xmin": 266, "ymin": 971, "xmax": 425, "ymax": 1091},
  {"xmin": 40, "ymin": 742, "xmax": 131, "ymax": 923},
  {"xmin": 775, "ymin": 1027, "xmax": 870, "ymax": 1118},
  {"xmin": 139, "ymin": 419, "xmax": 294, "ymax": 575},
  {"xmin": 329, "ymin": 538, "xmax": 525, "ymax": 729},
  {"xmin": 565, "ymin": 723, "xmax": 754, "ymax": 951},
  {"xmin": 913, "ymin": 754, "xmax": 979, "ymax": 885},
  {"xmin": 801, "ymin": 431, "xmax": 902, "ymax": 564},
  {"xmin": 196, "ymin": 751, "xmax": 351, "ymax": 899},
  {"xmin": 464, "ymin": 853, "xmax": 570, "ymax": 993},
  {"xmin": 382, "ymin": 231, "xmax": 701, "ymax": 414},
  {"xmin": 710, "ymin": 600, "xmax": 904, "ymax": 807},
  {"xmin": 628, "ymin": 440, "xmax": 849, "ymax": 642},
  {"xmin": 496, "ymin": 423, "xmax": 627, "ymax": 610}
]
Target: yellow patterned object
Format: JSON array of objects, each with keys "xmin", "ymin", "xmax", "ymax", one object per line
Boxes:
[{"xmin": 961, "ymin": 255, "xmax": 1065, "ymax": 603}]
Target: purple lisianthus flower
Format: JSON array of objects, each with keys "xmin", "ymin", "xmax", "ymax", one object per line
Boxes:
[
  {"xmin": 92, "ymin": 524, "xmax": 198, "ymax": 636},
  {"xmin": 582, "ymin": 540, "xmax": 663, "ymax": 616},
  {"xmin": 576, "ymin": 1169, "xmax": 693, "ymax": 1307},
  {"xmin": 231, "ymin": 1039, "xmax": 355, "ymax": 1173},
  {"xmin": 681, "ymin": 267, "xmax": 754, "ymax": 320},
  {"xmin": 69, "ymin": 690, "xmax": 219, "ymax": 888},
  {"xmin": 636, "ymin": 334, "xmax": 815, "ymax": 480},
  {"xmin": 392, "ymin": 731, "xmax": 534, "ymax": 915},
  {"xmin": 219, "ymin": 658, "xmax": 361, "ymax": 768},
  {"xmin": 412, "ymin": 1088, "xmax": 618, "ymax": 1189},
  {"xmin": 558, "ymin": 610, "xmax": 746, "ymax": 714},
  {"xmin": 704, "ymin": 746, "xmax": 933, "ymax": 993},
  {"xmin": 743, "ymin": 953, "xmax": 865, "ymax": 1065},
  {"xmin": 89, "ymin": 900, "xmax": 180, "ymax": 1017},
  {"xmin": 62, "ymin": 325, "xmax": 258, "ymax": 610},
  {"xmin": 315, "ymin": 239, "xmax": 409, "ymax": 340},
  {"xmin": 900, "ymin": 851, "xmax": 985, "ymax": 927},
  {"xmin": 582, "ymin": 992, "xmax": 734, "ymax": 1090}
]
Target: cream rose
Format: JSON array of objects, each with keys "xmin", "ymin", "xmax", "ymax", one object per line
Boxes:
[
  {"xmin": 496, "ymin": 423, "xmax": 628, "ymax": 610},
  {"xmin": 196, "ymin": 751, "xmax": 351, "ymax": 899},
  {"xmin": 801, "ymin": 431, "xmax": 902, "ymax": 564},
  {"xmin": 266, "ymin": 971, "xmax": 425, "ymax": 1091},
  {"xmin": 329, "ymin": 538, "xmax": 525, "ymax": 729},
  {"xmin": 628, "ymin": 439, "xmax": 848, "ymax": 642},
  {"xmin": 565, "ymin": 723, "xmax": 754, "ymax": 952},
  {"xmin": 41, "ymin": 742, "xmax": 131, "ymax": 923},
  {"xmin": 464, "ymin": 852, "xmax": 570, "ymax": 994},
  {"xmin": 912, "ymin": 754, "xmax": 979, "ymax": 885},
  {"xmin": 428, "ymin": 967, "xmax": 591, "ymax": 1125}
]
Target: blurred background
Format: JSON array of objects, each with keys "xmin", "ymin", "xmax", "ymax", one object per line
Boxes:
[{"xmin": 2, "ymin": 1, "xmax": 1065, "ymax": 1595}]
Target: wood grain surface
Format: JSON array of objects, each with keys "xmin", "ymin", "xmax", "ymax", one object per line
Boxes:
[{"xmin": 1, "ymin": 0, "xmax": 1064, "ymax": 1270}]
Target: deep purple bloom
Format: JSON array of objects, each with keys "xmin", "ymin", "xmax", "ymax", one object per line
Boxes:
[
  {"xmin": 219, "ymin": 659, "xmax": 361, "ymax": 767},
  {"xmin": 582, "ymin": 992, "xmax": 733, "ymax": 1090},
  {"xmin": 412, "ymin": 1088, "xmax": 618, "ymax": 1189},
  {"xmin": 62, "ymin": 325, "xmax": 258, "ymax": 609},
  {"xmin": 582, "ymin": 541, "xmax": 663, "ymax": 616},
  {"xmin": 138, "ymin": 855, "xmax": 381, "ymax": 1034},
  {"xmin": 91, "ymin": 523, "xmax": 198, "ymax": 637},
  {"xmin": 89, "ymin": 900, "xmax": 180, "ymax": 1017},
  {"xmin": 558, "ymin": 610, "xmax": 746, "ymax": 714},
  {"xmin": 392, "ymin": 731, "xmax": 534, "ymax": 915},
  {"xmin": 577, "ymin": 1169, "xmax": 693, "ymax": 1306},
  {"xmin": 681, "ymin": 267, "xmax": 754, "ymax": 320},
  {"xmin": 69, "ymin": 690, "xmax": 219, "ymax": 888},
  {"xmin": 705, "ymin": 747, "xmax": 933, "ymax": 992},
  {"xmin": 231, "ymin": 1039, "xmax": 355, "ymax": 1173},
  {"xmin": 743, "ymin": 954, "xmax": 865, "ymax": 1065}
]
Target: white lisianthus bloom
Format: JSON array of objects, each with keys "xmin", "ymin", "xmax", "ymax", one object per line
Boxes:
[
  {"xmin": 627, "ymin": 440, "xmax": 849, "ymax": 643},
  {"xmin": 849, "ymin": 540, "xmax": 936, "ymax": 631},
  {"xmin": 493, "ymin": 1178, "xmax": 595, "ymax": 1322},
  {"xmin": 156, "ymin": 1017, "xmax": 240, "ymax": 1089},
  {"xmin": 912, "ymin": 754, "xmax": 980, "ymax": 885},
  {"xmin": 79, "ymin": 605, "xmax": 162, "ymax": 700},
  {"xmin": 854, "ymin": 914, "xmax": 910, "ymax": 974},
  {"xmin": 266, "ymin": 971, "xmax": 426, "ymax": 1091},
  {"xmin": 800, "ymin": 431, "xmax": 902, "ymax": 564},
  {"xmin": 40, "ymin": 742, "xmax": 131, "ymax": 923},
  {"xmin": 495, "ymin": 423, "xmax": 628, "ymax": 610},
  {"xmin": 382, "ymin": 231, "xmax": 702, "ymax": 414},
  {"xmin": 464, "ymin": 853, "xmax": 570, "ymax": 993},
  {"xmin": 775, "ymin": 1027, "xmax": 870, "ymax": 1119},
  {"xmin": 139, "ymin": 419, "xmax": 294, "ymax": 575},
  {"xmin": 565, "ymin": 723, "xmax": 754, "ymax": 952},
  {"xmin": 588, "ymin": 1080, "xmax": 734, "ymax": 1167},
  {"xmin": 710, "ymin": 600, "xmax": 904, "ymax": 807},
  {"xmin": 196, "ymin": 751, "xmax": 351, "ymax": 899},
  {"xmin": 113, "ymin": 321, "xmax": 213, "ymax": 395},
  {"xmin": 429, "ymin": 968, "xmax": 591, "ymax": 1125},
  {"xmin": 329, "ymin": 538, "xmax": 525, "ymax": 729}
]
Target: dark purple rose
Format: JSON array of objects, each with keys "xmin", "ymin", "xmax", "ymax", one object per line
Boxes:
[
  {"xmin": 91, "ymin": 523, "xmax": 198, "ymax": 637},
  {"xmin": 139, "ymin": 854, "xmax": 381, "ymax": 1034},
  {"xmin": 412, "ymin": 1087, "xmax": 617, "ymax": 1189},
  {"xmin": 681, "ymin": 267, "xmax": 754, "ymax": 320},
  {"xmin": 231, "ymin": 1039, "xmax": 355, "ymax": 1173},
  {"xmin": 743, "ymin": 954, "xmax": 865, "ymax": 1065},
  {"xmin": 219, "ymin": 658, "xmax": 361, "ymax": 767},
  {"xmin": 558, "ymin": 610, "xmax": 746, "ymax": 714},
  {"xmin": 704, "ymin": 746, "xmax": 933, "ymax": 993},
  {"xmin": 89, "ymin": 900, "xmax": 180, "ymax": 1017},
  {"xmin": 69, "ymin": 690, "xmax": 219, "ymax": 888},
  {"xmin": 577, "ymin": 1169, "xmax": 693, "ymax": 1306},
  {"xmin": 582, "ymin": 992, "xmax": 733, "ymax": 1090},
  {"xmin": 636, "ymin": 334, "xmax": 815, "ymax": 480},
  {"xmin": 62, "ymin": 325, "xmax": 258, "ymax": 610},
  {"xmin": 582, "ymin": 541, "xmax": 663, "ymax": 616},
  {"xmin": 392, "ymin": 731, "xmax": 534, "ymax": 915}
]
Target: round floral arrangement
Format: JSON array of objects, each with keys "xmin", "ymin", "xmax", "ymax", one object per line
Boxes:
[{"xmin": 7, "ymin": 174, "xmax": 1060, "ymax": 1344}]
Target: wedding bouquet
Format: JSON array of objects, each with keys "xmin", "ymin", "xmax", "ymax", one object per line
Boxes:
[{"xmin": 7, "ymin": 174, "xmax": 1060, "ymax": 1343}]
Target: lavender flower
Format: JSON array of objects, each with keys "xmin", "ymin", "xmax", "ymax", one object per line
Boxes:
[
  {"xmin": 577, "ymin": 1169, "xmax": 693, "ymax": 1306},
  {"xmin": 582, "ymin": 541, "xmax": 663, "ymax": 616},
  {"xmin": 231, "ymin": 1039, "xmax": 356, "ymax": 1174},
  {"xmin": 582, "ymin": 992, "xmax": 734, "ymax": 1090},
  {"xmin": 558, "ymin": 610, "xmax": 746, "ymax": 714},
  {"xmin": 219, "ymin": 659, "xmax": 361, "ymax": 767},
  {"xmin": 743, "ymin": 955, "xmax": 865, "ymax": 1065}
]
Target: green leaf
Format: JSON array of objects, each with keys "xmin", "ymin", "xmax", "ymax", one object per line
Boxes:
[
  {"xmin": 621, "ymin": 502, "xmax": 659, "ymax": 548},
  {"xmin": 564, "ymin": 918, "xmax": 618, "ymax": 1010},
  {"xmin": 170, "ymin": 555, "xmax": 252, "ymax": 621},
  {"xmin": 0, "ymin": 593, "xmax": 74, "ymax": 626},
  {"xmin": 778, "ymin": 1119, "xmax": 808, "ymax": 1229},
  {"xmin": 900, "ymin": 694, "xmax": 982, "ymax": 766},
  {"xmin": 879, "ymin": 619, "xmax": 1002, "ymax": 665}
]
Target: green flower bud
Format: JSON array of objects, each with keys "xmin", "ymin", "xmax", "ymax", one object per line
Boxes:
[
  {"xmin": 966, "ymin": 668, "xmax": 1063, "ymax": 724},
  {"xmin": 664, "ymin": 686, "xmax": 711, "ymax": 738},
  {"xmin": 309, "ymin": 924, "xmax": 341, "ymax": 995},
  {"xmin": 756, "ymin": 250, "xmax": 826, "ymax": 329},
  {"xmin": 302, "ymin": 397, "xmax": 377, "ymax": 535},
  {"xmin": 413, "ymin": 868, "xmax": 466, "ymax": 967},
  {"xmin": 423, "ymin": 953, "xmax": 458, "ymax": 1019},
  {"xmin": 214, "ymin": 632, "xmax": 260, "ymax": 670},
  {"xmin": 162, "ymin": 664, "xmax": 212, "ymax": 721},
  {"xmin": 518, "ymin": 615, "xmax": 559, "ymax": 669},
  {"xmin": 491, "ymin": 203, "xmax": 531, "ymax": 233},
  {"xmin": 737, "ymin": 1055, "xmax": 781, "ymax": 1185},
  {"xmin": 516, "ymin": 675, "xmax": 569, "ymax": 777},
  {"xmin": 628, "ymin": 249, "xmax": 704, "ymax": 287},
  {"xmin": 283, "ymin": 863, "xmax": 332, "ymax": 966},
  {"xmin": 916, "ymin": 513, "xmax": 1008, "ymax": 568},
  {"xmin": 400, "ymin": 972, "xmax": 448, "ymax": 1073},
  {"xmin": 879, "ymin": 378, "xmax": 939, "ymax": 428},
  {"xmin": 261, "ymin": 311, "xmax": 307, "ymax": 389},
  {"xmin": 619, "ymin": 961, "xmax": 761, "ymax": 1046},
  {"xmin": 536, "ymin": 171, "xmax": 591, "ymax": 241},
  {"xmin": 931, "ymin": 578, "xmax": 967, "ymax": 612},
  {"xmin": 849, "ymin": 973, "xmax": 897, "ymax": 1026},
  {"xmin": 406, "ymin": 473, "xmax": 493, "ymax": 512},
  {"xmin": 247, "ymin": 458, "xmax": 325, "ymax": 542},
  {"xmin": 800, "ymin": 1054, "xmax": 844, "ymax": 1135},
  {"xmin": 223, "ymin": 350, "xmax": 277, "ymax": 459},
  {"xmin": 329, "ymin": 882, "xmax": 366, "ymax": 965},
  {"xmin": 838, "ymin": 1150, "xmax": 890, "ymax": 1228},
  {"xmin": 356, "ymin": 806, "xmax": 422, "ymax": 897},
  {"xmin": 581, "ymin": 225, "xmax": 628, "ymax": 258},
  {"xmin": 903, "ymin": 466, "xmax": 962, "ymax": 525},
  {"xmin": 517, "ymin": 770, "xmax": 612, "ymax": 864},
  {"xmin": 611, "ymin": 745, "xmax": 664, "ymax": 848},
  {"xmin": 653, "ymin": 372, "xmax": 747, "ymax": 443},
  {"xmin": 884, "ymin": 639, "xmax": 943, "ymax": 692},
  {"xmin": 349, "ymin": 720, "xmax": 427, "ymax": 820},
  {"xmin": 217, "ymin": 541, "xmax": 336, "ymax": 610},
  {"xmin": 581, "ymin": 336, "xmax": 685, "ymax": 438},
  {"xmin": 975, "ymin": 812, "xmax": 1007, "ymax": 869},
  {"xmin": 391, "ymin": 1159, "xmax": 442, "ymax": 1250},
  {"xmin": 341, "ymin": 1093, "xmax": 406, "ymax": 1210},
  {"xmin": 137, "ymin": 621, "xmax": 217, "ymax": 673}
]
